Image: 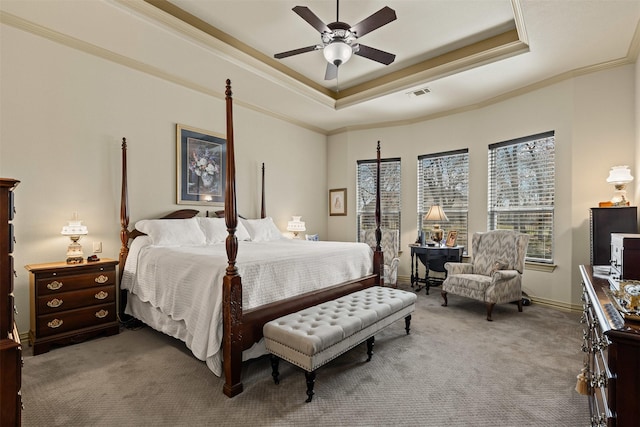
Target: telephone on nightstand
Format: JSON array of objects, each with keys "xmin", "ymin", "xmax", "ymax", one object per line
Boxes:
[{"xmin": 87, "ymin": 255, "xmax": 100, "ymax": 262}]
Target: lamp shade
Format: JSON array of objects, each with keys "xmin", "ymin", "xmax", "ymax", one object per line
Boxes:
[
  {"xmin": 323, "ymin": 41, "xmax": 352, "ymax": 66},
  {"xmin": 423, "ymin": 205, "xmax": 449, "ymax": 222},
  {"xmin": 606, "ymin": 165, "xmax": 634, "ymax": 185},
  {"xmin": 61, "ymin": 220, "xmax": 88, "ymax": 236},
  {"xmin": 287, "ymin": 216, "xmax": 306, "ymax": 233}
]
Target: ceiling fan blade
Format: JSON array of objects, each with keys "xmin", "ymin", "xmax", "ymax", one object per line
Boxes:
[
  {"xmin": 350, "ymin": 6, "xmax": 397, "ymax": 38},
  {"xmin": 355, "ymin": 44, "xmax": 396, "ymax": 65},
  {"xmin": 325, "ymin": 62, "xmax": 338, "ymax": 80},
  {"xmin": 274, "ymin": 45, "xmax": 320, "ymax": 59},
  {"xmin": 293, "ymin": 6, "xmax": 331, "ymax": 33}
]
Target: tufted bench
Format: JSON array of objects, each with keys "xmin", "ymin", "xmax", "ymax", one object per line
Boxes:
[{"xmin": 263, "ymin": 286, "xmax": 417, "ymax": 402}]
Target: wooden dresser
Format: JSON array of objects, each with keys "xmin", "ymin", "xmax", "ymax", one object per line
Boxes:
[
  {"xmin": 1, "ymin": 178, "xmax": 22, "ymax": 426},
  {"xmin": 579, "ymin": 265, "xmax": 640, "ymax": 426},
  {"xmin": 25, "ymin": 258, "xmax": 119, "ymax": 355}
]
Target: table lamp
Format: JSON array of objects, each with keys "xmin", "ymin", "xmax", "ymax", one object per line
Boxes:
[
  {"xmin": 423, "ymin": 205, "xmax": 449, "ymax": 245},
  {"xmin": 61, "ymin": 213, "xmax": 88, "ymax": 264},
  {"xmin": 287, "ymin": 216, "xmax": 306, "ymax": 238},
  {"xmin": 607, "ymin": 165, "xmax": 633, "ymax": 206}
]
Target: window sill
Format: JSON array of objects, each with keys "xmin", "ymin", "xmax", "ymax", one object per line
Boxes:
[{"xmin": 525, "ymin": 261, "xmax": 556, "ymax": 273}]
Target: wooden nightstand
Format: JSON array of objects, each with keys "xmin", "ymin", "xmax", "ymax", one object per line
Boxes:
[{"xmin": 25, "ymin": 258, "xmax": 119, "ymax": 355}]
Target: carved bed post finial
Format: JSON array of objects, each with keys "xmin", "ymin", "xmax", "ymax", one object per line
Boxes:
[{"xmin": 223, "ymin": 79, "xmax": 244, "ymax": 397}]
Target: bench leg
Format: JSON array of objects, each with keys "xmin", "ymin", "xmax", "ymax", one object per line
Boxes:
[
  {"xmin": 366, "ymin": 336, "xmax": 375, "ymax": 362},
  {"xmin": 405, "ymin": 314, "xmax": 412, "ymax": 335},
  {"xmin": 270, "ymin": 355, "xmax": 280, "ymax": 385},
  {"xmin": 305, "ymin": 370, "xmax": 316, "ymax": 403}
]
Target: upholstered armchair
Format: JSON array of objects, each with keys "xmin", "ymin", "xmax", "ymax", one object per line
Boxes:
[
  {"xmin": 441, "ymin": 230, "xmax": 530, "ymax": 321},
  {"xmin": 361, "ymin": 229, "xmax": 400, "ymax": 286}
]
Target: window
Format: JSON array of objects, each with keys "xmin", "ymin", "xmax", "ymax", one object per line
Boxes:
[
  {"xmin": 356, "ymin": 158, "xmax": 401, "ymax": 240},
  {"xmin": 417, "ymin": 149, "xmax": 469, "ymax": 249},
  {"xmin": 488, "ymin": 131, "xmax": 555, "ymax": 263}
]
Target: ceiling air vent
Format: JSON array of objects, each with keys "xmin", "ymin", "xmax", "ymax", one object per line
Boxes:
[{"xmin": 407, "ymin": 87, "xmax": 431, "ymax": 97}]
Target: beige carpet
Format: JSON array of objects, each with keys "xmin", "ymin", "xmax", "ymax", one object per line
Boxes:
[{"xmin": 21, "ymin": 286, "xmax": 590, "ymax": 426}]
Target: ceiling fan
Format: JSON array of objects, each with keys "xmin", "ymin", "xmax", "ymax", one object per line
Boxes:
[{"xmin": 274, "ymin": 0, "xmax": 397, "ymax": 80}]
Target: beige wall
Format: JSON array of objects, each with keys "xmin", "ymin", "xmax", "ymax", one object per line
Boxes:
[
  {"xmin": 328, "ymin": 65, "xmax": 637, "ymax": 309},
  {"xmin": 1, "ymin": 16, "xmax": 327, "ymax": 333}
]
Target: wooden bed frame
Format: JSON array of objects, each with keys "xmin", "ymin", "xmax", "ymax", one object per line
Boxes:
[{"xmin": 118, "ymin": 79, "xmax": 384, "ymax": 397}]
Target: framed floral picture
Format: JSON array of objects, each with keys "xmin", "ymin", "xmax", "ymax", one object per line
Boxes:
[
  {"xmin": 177, "ymin": 124, "xmax": 226, "ymax": 205},
  {"xmin": 329, "ymin": 188, "xmax": 347, "ymax": 216}
]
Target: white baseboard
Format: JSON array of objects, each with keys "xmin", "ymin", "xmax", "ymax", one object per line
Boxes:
[{"xmin": 397, "ymin": 274, "xmax": 582, "ymax": 313}]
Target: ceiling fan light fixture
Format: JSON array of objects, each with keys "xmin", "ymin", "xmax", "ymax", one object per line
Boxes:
[{"xmin": 323, "ymin": 41, "xmax": 352, "ymax": 66}]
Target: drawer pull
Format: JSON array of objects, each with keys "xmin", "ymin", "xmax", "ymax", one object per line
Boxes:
[
  {"xmin": 46, "ymin": 298, "xmax": 63, "ymax": 308},
  {"xmin": 47, "ymin": 319, "xmax": 63, "ymax": 329},
  {"xmin": 94, "ymin": 274, "xmax": 108, "ymax": 284},
  {"xmin": 94, "ymin": 291, "xmax": 108, "ymax": 300},
  {"xmin": 46, "ymin": 281, "xmax": 63, "ymax": 290},
  {"xmin": 95, "ymin": 309, "xmax": 109, "ymax": 319}
]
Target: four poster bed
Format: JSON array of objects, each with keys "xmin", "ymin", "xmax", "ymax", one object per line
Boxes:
[{"xmin": 118, "ymin": 80, "xmax": 385, "ymax": 397}]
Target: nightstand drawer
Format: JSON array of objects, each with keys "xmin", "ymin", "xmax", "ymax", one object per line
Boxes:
[
  {"xmin": 37, "ymin": 303, "xmax": 116, "ymax": 337},
  {"xmin": 37, "ymin": 285, "xmax": 115, "ymax": 314},
  {"xmin": 36, "ymin": 269, "xmax": 115, "ymax": 295}
]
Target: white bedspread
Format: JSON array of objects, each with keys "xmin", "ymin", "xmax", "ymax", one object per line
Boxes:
[{"xmin": 120, "ymin": 238, "xmax": 373, "ymax": 375}]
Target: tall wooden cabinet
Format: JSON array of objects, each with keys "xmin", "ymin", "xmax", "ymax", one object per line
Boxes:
[
  {"xmin": 1, "ymin": 178, "xmax": 21, "ymax": 426},
  {"xmin": 590, "ymin": 207, "xmax": 637, "ymax": 266}
]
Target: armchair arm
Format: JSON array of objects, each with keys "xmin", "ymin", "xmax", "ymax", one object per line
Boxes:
[
  {"xmin": 445, "ymin": 262, "xmax": 473, "ymax": 275},
  {"xmin": 492, "ymin": 269, "xmax": 519, "ymax": 280},
  {"xmin": 486, "ymin": 269, "xmax": 522, "ymax": 304}
]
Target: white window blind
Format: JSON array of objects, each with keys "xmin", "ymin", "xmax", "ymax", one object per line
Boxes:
[
  {"xmin": 417, "ymin": 149, "xmax": 469, "ymax": 249},
  {"xmin": 488, "ymin": 131, "xmax": 555, "ymax": 263},
  {"xmin": 356, "ymin": 158, "xmax": 401, "ymax": 240}
]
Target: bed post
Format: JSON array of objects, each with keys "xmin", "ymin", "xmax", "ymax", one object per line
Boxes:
[
  {"xmin": 261, "ymin": 162, "xmax": 266, "ymax": 219},
  {"xmin": 374, "ymin": 141, "xmax": 384, "ymax": 286},
  {"xmin": 222, "ymin": 79, "xmax": 244, "ymax": 397},
  {"xmin": 119, "ymin": 137, "xmax": 131, "ymax": 318},
  {"xmin": 119, "ymin": 137, "xmax": 129, "ymax": 278}
]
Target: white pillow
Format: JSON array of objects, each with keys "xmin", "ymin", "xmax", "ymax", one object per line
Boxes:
[
  {"xmin": 197, "ymin": 216, "xmax": 251, "ymax": 243},
  {"xmin": 197, "ymin": 217, "xmax": 228, "ymax": 244},
  {"xmin": 135, "ymin": 218, "xmax": 206, "ymax": 246},
  {"xmin": 241, "ymin": 217, "xmax": 284, "ymax": 242}
]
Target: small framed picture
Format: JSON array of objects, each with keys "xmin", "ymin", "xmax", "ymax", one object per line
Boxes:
[
  {"xmin": 445, "ymin": 230, "xmax": 458, "ymax": 247},
  {"xmin": 329, "ymin": 188, "xmax": 347, "ymax": 216}
]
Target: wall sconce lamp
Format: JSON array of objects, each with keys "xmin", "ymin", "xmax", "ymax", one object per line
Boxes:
[
  {"xmin": 606, "ymin": 165, "xmax": 634, "ymax": 206},
  {"xmin": 61, "ymin": 213, "xmax": 88, "ymax": 264},
  {"xmin": 423, "ymin": 205, "xmax": 449, "ymax": 245},
  {"xmin": 287, "ymin": 216, "xmax": 306, "ymax": 238}
]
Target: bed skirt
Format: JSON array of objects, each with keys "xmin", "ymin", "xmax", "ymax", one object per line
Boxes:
[{"xmin": 125, "ymin": 293, "xmax": 267, "ymax": 376}]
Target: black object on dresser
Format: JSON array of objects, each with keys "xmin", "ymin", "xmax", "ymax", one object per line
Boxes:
[
  {"xmin": 590, "ymin": 207, "xmax": 637, "ymax": 266},
  {"xmin": 25, "ymin": 258, "xmax": 119, "ymax": 355},
  {"xmin": 579, "ymin": 265, "xmax": 640, "ymax": 427},
  {"xmin": 610, "ymin": 233, "xmax": 640, "ymax": 281},
  {"xmin": 1, "ymin": 178, "xmax": 21, "ymax": 426}
]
